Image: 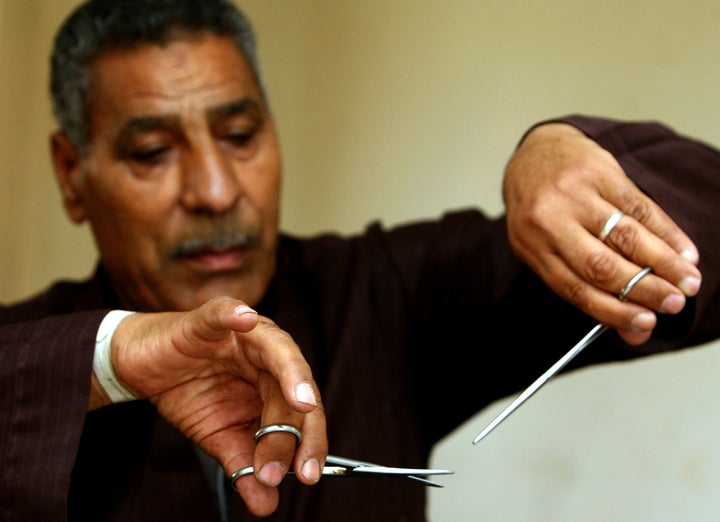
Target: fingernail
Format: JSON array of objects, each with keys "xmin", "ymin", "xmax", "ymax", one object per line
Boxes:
[
  {"xmin": 234, "ymin": 305, "xmax": 257, "ymax": 316},
  {"xmin": 295, "ymin": 382, "xmax": 317, "ymax": 405},
  {"xmin": 302, "ymin": 458, "xmax": 322, "ymax": 482},
  {"xmin": 258, "ymin": 461, "xmax": 285, "ymax": 487},
  {"xmin": 661, "ymin": 293, "xmax": 685, "ymax": 314},
  {"xmin": 680, "ymin": 248, "xmax": 699, "ymax": 265},
  {"xmin": 631, "ymin": 312, "xmax": 656, "ymax": 331},
  {"xmin": 678, "ymin": 276, "xmax": 701, "ymax": 297}
]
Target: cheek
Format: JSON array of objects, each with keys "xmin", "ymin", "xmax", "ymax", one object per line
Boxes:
[
  {"xmin": 91, "ymin": 191, "xmax": 167, "ymax": 239},
  {"xmin": 242, "ymin": 152, "xmax": 282, "ymax": 225},
  {"xmin": 88, "ymin": 206, "xmax": 159, "ymax": 265},
  {"xmin": 258, "ymin": 177, "xmax": 281, "ymax": 220},
  {"xmin": 83, "ymin": 174, "xmax": 179, "ymax": 256}
]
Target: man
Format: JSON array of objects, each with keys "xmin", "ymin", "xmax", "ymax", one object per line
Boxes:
[{"xmin": 1, "ymin": 0, "xmax": 718, "ymax": 520}]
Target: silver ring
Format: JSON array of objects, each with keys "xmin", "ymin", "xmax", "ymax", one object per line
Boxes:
[
  {"xmin": 229, "ymin": 466, "xmax": 255, "ymax": 492},
  {"xmin": 599, "ymin": 210, "xmax": 624, "ymax": 242},
  {"xmin": 618, "ymin": 266, "xmax": 653, "ymax": 301},
  {"xmin": 253, "ymin": 423, "xmax": 302, "ymax": 445}
]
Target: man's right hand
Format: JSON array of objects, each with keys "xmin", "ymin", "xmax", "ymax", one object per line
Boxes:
[{"xmin": 90, "ymin": 296, "xmax": 326, "ymax": 517}]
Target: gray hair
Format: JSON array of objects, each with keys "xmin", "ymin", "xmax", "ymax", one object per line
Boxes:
[{"xmin": 50, "ymin": 0, "xmax": 265, "ymax": 154}]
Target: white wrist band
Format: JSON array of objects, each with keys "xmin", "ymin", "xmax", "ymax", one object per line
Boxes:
[{"xmin": 93, "ymin": 310, "xmax": 138, "ymax": 403}]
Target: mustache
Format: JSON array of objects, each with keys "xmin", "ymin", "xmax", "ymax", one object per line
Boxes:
[{"xmin": 171, "ymin": 229, "xmax": 258, "ymax": 258}]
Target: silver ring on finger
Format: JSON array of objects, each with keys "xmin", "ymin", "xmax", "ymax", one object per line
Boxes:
[
  {"xmin": 253, "ymin": 423, "xmax": 302, "ymax": 445},
  {"xmin": 229, "ymin": 466, "xmax": 255, "ymax": 492},
  {"xmin": 618, "ymin": 266, "xmax": 653, "ymax": 302},
  {"xmin": 599, "ymin": 210, "xmax": 624, "ymax": 242}
]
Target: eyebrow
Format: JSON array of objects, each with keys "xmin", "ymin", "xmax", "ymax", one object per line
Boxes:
[
  {"xmin": 115, "ymin": 114, "xmax": 180, "ymax": 146},
  {"xmin": 206, "ymin": 97, "xmax": 263, "ymax": 123},
  {"xmin": 115, "ymin": 97, "xmax": 264, "ymax": 143}
]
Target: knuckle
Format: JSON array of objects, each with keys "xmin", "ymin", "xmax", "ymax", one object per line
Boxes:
[
  {"xmin": 584, "ymin": 248, "xmax": 617, "ymax": 287},
  {"xmin": 528, "ymin": 195, "xmax": 556, "ymax": 225},
  {"xmin": 512, "ymin": 191, "xmax": 546, "ymax": 229},
  {"xmin": 256, "ymin": 318, "xmax": 298, "ymax": 349},
  {"xmin": 612, "ymin": 223, "xmax": 639, "ymax": 257},
  {"xmin": 521, "ymin": 194, "xmax": 564, "ymax": 237},
  {"xmin": 624, "ymin": 196, "xmax": 652, "ymax": 223},
  {"xmin": 563, "ymin": 279, "xmax": 586, "ymax": 309},
  {"xmin": 616, "ymin": 188, "xmax": 653, "ymax": 229}
]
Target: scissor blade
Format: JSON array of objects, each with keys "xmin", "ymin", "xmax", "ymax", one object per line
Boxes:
[
  {"xmin": 325, "ymin": 454, "xmax": 453, "ymax": 487},
  {"xmin": 325, "ymin": 454, "xmax": 375, "ymax": 467},
  {"xmin": 349, "ymin": 466, "xmax": 454, "ymax": 476},
  {"xmin": 347, "ymin": 466, "xmax": 453, "ymax": 488},
  {"xmin": 401, "ymin": 475, "xmax": 446, "ymax": 488},
  {"xmin": 472, "ymin": 322, "xmax": 608, "ymax": 445}
]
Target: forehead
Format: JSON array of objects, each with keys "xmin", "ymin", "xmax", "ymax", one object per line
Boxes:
[{"xmin": 88, "ymin": 33, "xmax": 265, "ymax": 125}]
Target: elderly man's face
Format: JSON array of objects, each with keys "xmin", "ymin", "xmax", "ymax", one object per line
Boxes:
[{"xmin": 52, "ymin": 33, "xmax": 282, "ymax": 311}]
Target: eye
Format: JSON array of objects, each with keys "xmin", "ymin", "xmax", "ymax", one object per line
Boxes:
[
  {"xmin": 223, "ymin": 130, "xmax": 255, "ymax": 148},
  {"xmin": 130, "ymin": 146, "xmax": 170, "ymax": 165}
]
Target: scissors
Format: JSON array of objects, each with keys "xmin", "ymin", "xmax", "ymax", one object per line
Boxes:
[
  {"xmin": 231, "ymin": 424, "xmax": 454, "ymax": 488},
  {"xmin": 231, "ymin": 454, "xmax": 454, "ymax": 488},
  {"xmin": 472, "ymin": 267, "xmax": 653, "ymax": 445}
]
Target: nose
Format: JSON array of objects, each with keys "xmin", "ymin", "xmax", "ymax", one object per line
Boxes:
[{"xmin": 180, "ymin": 139, "xmax": 241, "ymax": 214}]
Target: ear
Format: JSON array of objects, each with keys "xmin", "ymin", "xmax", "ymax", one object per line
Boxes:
[{"xmin": 50, "ymin": 131, "xmax": 87, "ymax": 223}]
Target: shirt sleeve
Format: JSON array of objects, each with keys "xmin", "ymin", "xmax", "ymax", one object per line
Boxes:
[{"xmin": 0, "ymin": 310, "xmax": 107, "ymax": 521}]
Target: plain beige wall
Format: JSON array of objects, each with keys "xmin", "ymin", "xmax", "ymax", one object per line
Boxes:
[{"xmin": 2, "ymin": 1, "xmax": 720, "ymax": 520}]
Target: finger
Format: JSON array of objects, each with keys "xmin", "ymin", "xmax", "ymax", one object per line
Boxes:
[
  {"xmin": 598, "ymin": 177, "xmax": 700, "ymax": 266},
  {"xmin": 616, "ymin": 329, "xmax": 652, "ymax": 345},
  {"xmin": 191, "ymin": 408, "xmax": 279, "ymax": 516},
  {"xmin": 192, "ymin": 301, "xmax": 322, "ymax": 414},
  {"xmin": 509, "ymin": 204, "xmax": 672, "ymax": 329},
  {"xmin": 600, "ymin": 212, "xmax": 701, "ymax": 300},
  {"xmin": 252, "ymin": 372, "xmax": 306, "ymax": 487},
  {"xmin": 577, "ymin": 244, "xmax": 682, "ymax": 317},
  {"xmin": 537, "ymin": 252, "xmax": 658, "ymax": 337},
  {"xmin": 501, "ymin": 210, "xmax": 663, "ymax": 343},
  {"xmin": 572, "ymin": 185, "xmax": 700, "ymax": 300},
  {"xmin": 226, "ymin": 445, "xmax": 280, "ymax": 517},
  {"xmin": 197, "ymin": 297, "xmax": 260, "ymax": 341},
  {"xmin": 546, "ymin": 210, "xmax": 691, "ymax": 317},
  {"xmin": 292, "ymin": 395, "xmax": 327, "ymax": 485},
  {"xmin": 555, "ymin": 158, "xmax": 702, "ymax": 298},
  {"xmin": 239, "ymin": 317, "xmax": 321, "ymax": 414}
]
